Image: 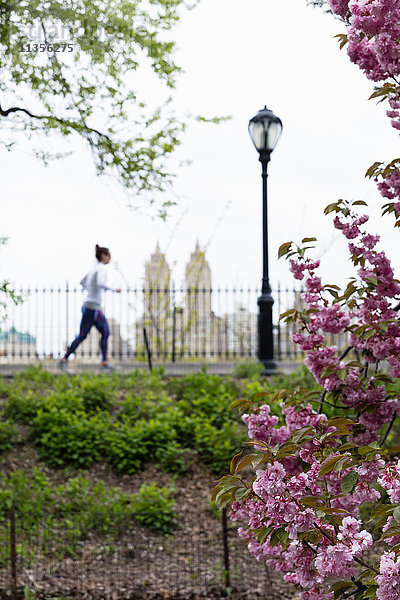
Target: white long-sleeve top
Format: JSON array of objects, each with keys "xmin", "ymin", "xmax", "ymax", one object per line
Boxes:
[{"xmin": 80, "ymin": 262, "xmax": 117, "ymax": 310}]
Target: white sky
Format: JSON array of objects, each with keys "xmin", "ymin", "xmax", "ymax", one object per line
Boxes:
[{"xmin": 1, "ymin": 0, "xmax": 399, "ymax": 292}]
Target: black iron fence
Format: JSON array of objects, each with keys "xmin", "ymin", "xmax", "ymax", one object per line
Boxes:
[
  {"xmin": 1, "ymin": 507, "xmax": 282, "ymax": 600},
  {"xmin": 0, "ymin": 285, "xmax": 349, "ymax": 365}
]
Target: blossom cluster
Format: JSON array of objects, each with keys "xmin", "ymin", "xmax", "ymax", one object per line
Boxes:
[
  {"xmin": 328, "ymin": 0, "xmax": 400, "ymax": 82},
  {"xmin": 226, "ymin": 204, "xmax": 400, "ymax": 600},
  {"xmin": 288, "ymin": 205, "xmax": 400, "ymax": 402},
  {"xmin": 229, "ymin": 390, "xmax": 396, "ymax": 599},
  {"xmin": 378, "ymin": 460, "xmax": 400, "ymax": 503},
  {"xmin": 328, "ymin": 0, "xmax": 400, "ymax": 199},
  {"xmin": 242, "ymin": 402, "xmax": 326, "ymax": 450},
  {"xmin": 221, "ymin": 7, "xmax": 400, "ymax": 600},
  {"xmin": 377, "ymin": 171, "xmax": 400, "ymax": 205},
  {"xmin": 230, "ymin": 440, "xmax": 376, "ymax": 599},
  {"xmin": 376, "ymin": 553, "xmax": 400, "ymax": 600},
  {"xmin": 333, "ymin": 211, "xmax": 400, "ymax": 377}
]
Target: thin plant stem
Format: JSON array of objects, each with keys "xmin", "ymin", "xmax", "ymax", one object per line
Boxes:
[{"xmin": 380, "ymin": 412, "xmax": 397, "ymax": 446}]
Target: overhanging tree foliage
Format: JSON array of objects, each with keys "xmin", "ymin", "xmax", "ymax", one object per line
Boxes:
[{"xmin": 0, "ymin": 0, "xmax": 199, "ymax": 212}]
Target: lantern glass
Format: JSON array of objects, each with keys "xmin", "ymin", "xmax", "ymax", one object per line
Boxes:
[{"xmin": 249, "ymin": 107, "xmax": 282, "ymax": 153}]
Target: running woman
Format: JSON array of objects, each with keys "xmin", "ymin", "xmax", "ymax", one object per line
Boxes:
[{"xmin": 59, "ymin": 244, "xmax": 121, "ymax": 374}]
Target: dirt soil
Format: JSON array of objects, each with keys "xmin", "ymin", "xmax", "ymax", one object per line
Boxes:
[{"xmin": 0, "ymin": 445, "xmax": 296, "ymax": 600}]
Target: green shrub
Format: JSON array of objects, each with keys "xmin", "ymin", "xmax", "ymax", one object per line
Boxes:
[
  {"xmin": 2, "ymin": 369, "xmax": 322, "ymax": 477},
  {"xmin": 13, "ymin": 365, "xmax": 56, "ymax": 388},
  {"xmin": 106, "ymin": 417, "xmax": 180, "ymax": 474},
  {"xmin": 31, "ymin": 394, "xmax": 107, "ymax": 468},
  {"xmin": 4, "ymin": 390, "xmax": 45, "ymax": 423},
  {"xmin": 117, "ymin": 394, "xmax": 147, "ymax": 420},
  {"xmin": 0, "ymin": 469, "xmax": 54, "ymax": 521},
  {"xmin": 155, "ymin": 440, "xmax": 187, "ymax": 474},
  {"xmin": 0, "ymin": 378, "xmax": 11, "ymax": 399},
  {"xmin": 105, "ymin": 421, "xmax": 148, "ymax": 473},
  {"xmin": 268, "ymin": 365, "xmax": 318, "ymax": 391},
  {"xmin": 123, "ymin": 369, "xmax": 166, "ymax": 393},
  {"xmin": 53, "ymin": 475, "xmax": 134, "ymax": 534},
  {"xmin": 130, "ymin": 482, "xmax": 176, "ymax": 534},
  {"xmin": 194, "ymin": 421, "xmax": 245, "ymax": 475},
  {"xmin": 233, "ymin": 361, "xmax": 264, "ymax": 379},
  {"xmin": 0, "ymin": 421, "xmax": 16, "ymax": 454},
  {"xmin": 168, "ymin": 372, "xmax": 239, "ymax": 403},
  {"xmin": 77, "ymin": 378, "xmax": 114, "ymax": 413},
  {"xmin": 117, "ymin": 392, "xmax": 172, "ymax": 421},
  {"xmin": 191, "ymin": 394, "xmax": 237, "ymax": 428},
  {"xmin": 0, "ymin": 469, "xmax": 176, "ymax": 567}
]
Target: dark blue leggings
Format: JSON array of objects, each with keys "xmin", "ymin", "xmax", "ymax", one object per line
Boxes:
[{"xmin": 65, "ymin": 307, "xmax": 110, "ymax": 362}]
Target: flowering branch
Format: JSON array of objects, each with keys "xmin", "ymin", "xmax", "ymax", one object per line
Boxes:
[{"xmin": 212, "ymin": 3, "xmax": 400, "ymax": 599}]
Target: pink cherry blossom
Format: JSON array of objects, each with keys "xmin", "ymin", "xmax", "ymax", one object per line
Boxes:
[
  {"xmin": 376, "ymin": 552, "xmax": 400, "ymax": 600},
  {"xmin": 328, "ymin": 0, "xmax": 349, "ymax": 18}
]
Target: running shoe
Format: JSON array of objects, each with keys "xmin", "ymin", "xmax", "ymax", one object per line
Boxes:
[
  {"xmin": 101, "ymin": 363, "xmax": 121, "ymax": 374},
  {"xmin": 58, "ymin": 360, "xmax": 74, "ymax": 376}
]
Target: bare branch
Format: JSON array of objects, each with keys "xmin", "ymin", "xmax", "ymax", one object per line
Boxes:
[{"xmin": 0, "ymin": 103, "xmax": 111, "ymax": 141}]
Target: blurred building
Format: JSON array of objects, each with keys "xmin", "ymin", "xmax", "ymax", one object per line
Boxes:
[
  {"xmin": 136, "ymin": 241, "xmax": 227, "ymax": 359},
  {"xmin": 0, "ymin": 326, "xmax": 37, "ymax": 362},
  {"xmin": 183, "ymin": 241, "xmax": 225, "ymax": 357},
  {"xmin": 136, "ymin": 242, "xmax": 173, "ymax": 358},
  {"xmin": 223, "ymin": 306, "xmax": 257, "ymax": 357}
]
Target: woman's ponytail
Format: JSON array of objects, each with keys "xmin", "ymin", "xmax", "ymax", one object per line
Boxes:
[{"xmin": 95, "ymin": 244, "xmax": 110, "ymax": 261}]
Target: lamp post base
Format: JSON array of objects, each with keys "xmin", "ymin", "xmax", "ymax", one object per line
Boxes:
[{"xmin": 259, "ymin": 358, "xmax": 277, "ymax": 376}]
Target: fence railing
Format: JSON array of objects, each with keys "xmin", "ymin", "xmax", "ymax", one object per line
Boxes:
[
  {"xmin": 1, "ymin": 507, "xmax": 278, "ymax": 600},
  {"xmin": 0, "ymin": 285, "xmax": 350, "ymax": 364}
]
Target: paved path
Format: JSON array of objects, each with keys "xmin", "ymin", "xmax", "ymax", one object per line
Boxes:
[{"xmin": 0, "ymin": 361, "xmax": 303, "ymax": 376}]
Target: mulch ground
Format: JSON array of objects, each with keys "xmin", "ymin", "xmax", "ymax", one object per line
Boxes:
[{"xmin": 0, "ymin": 446, "xmax": 296, "ymax": 600}]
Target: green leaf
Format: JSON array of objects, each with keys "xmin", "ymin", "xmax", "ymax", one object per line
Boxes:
[
  {"xmin": 358, "ymin": 445, "xmax": 376, "ymax": 456},
  {"xmin": 324, "ymin": 202, "xmax": 340, "ymax": 215},
  {"xmin": 381, "ymin": 525, "xmax": 400, "ymax": 541},
  {"xmin": 393, "ymin": 506, "xmax": 400, "ymax": 524},
  {"xmin": 362, "ymin": 586, "xmax": 378, "ymax": 599},
  {"xmin": 291, "ymin": 426, "xmax": 315, "ymax": 444},
  {"xmin": 300, "ymin": 496, "xmax": 318, "ymax": 508},
  {"xmin": 327, "ymin": 417, "xmax": 355, "ymax": 427},
  {"xmin": 252, "ymin": 454, "xmax": 267, "ymax": 468},
  {"xmin": 319, "ymin": 455, "xmax": 344, "ymax": 476},
  {"xmin": 276, "ymin": 528, "xmax": 289, "ymax": 550},
  {"xmin": 230, "ymin": 451, "xmax": 243, "ymax": 474},
  {"xmin": 330, "ymin": 580, "xmax": 356, "ymax": 600},
  {"xmin": 333, "ymin": 33, "xmax": 348, "ymax": 49},
  {"xmin": 234, "ymin": 487, "xmax": 251, "ymax": 501},
  {"xmin": 229, "ymin": 398, "xmax": 250, "ymax": 411},
  {"xmin": 278, "ymin": 242, "xmax": 293, "ymax": 259},
  {"xmin": 338, "ymin": 442, "xmax": 358, "ymax": 451},
  {"xmin": 235, "ymin": 454, "xmax": 257, "ymax": 473},
  {"xmin": 270, "ymin": 529, "xmax": 280, "ymax": 548},
  {"xmin": 341, "ymin": 470, "xmax": 358, "ymax": 494},
  {"xmin": 369, "ymin": 503, "xmax": 393, "ymax": 522},
  {"xmin": 255, "ymin": 524, "xmax": 275, "ymax": 543}
]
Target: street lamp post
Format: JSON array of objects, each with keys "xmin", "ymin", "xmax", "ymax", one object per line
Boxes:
[{"xmin": 248, "ymin": 106, "xmax": 282, "ymax": 375}]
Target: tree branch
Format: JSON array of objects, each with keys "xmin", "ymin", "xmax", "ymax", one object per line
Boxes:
[
  {"xmin": 0, "ymin": 103, "xmax": 111, "ymax": 142},
  {"xmin": 380, "ymin": 411, "xmax": 397, "ymax": 446}
]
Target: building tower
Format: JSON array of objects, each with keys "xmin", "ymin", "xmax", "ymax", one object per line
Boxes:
[
  {"xmin": 144, "ymin": 242, "xmax": 171, "ymax": 318},
  {"xmin": 183, "ymin": 241, "xmax": 213, "ymax": 356},
  {"xmin": 140, "ymin": 243, "xmax": 172, "ymax": 358}
]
